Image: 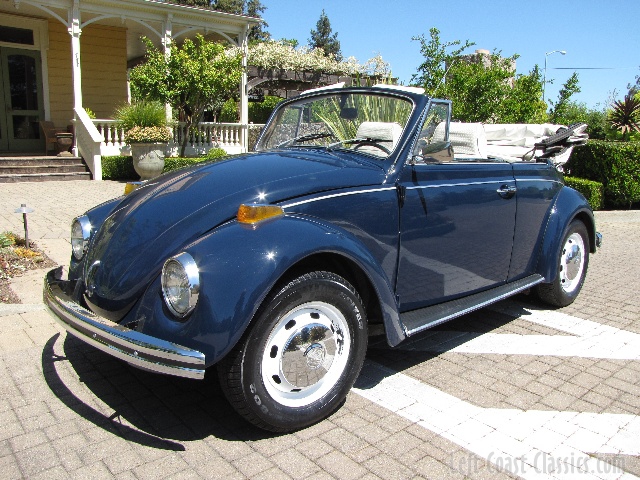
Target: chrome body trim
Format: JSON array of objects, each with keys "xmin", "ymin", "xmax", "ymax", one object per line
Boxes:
[
  {"xmin": 406, "ymin": 180, "xmax": 510, "ymax": 190},
  {"xmin": 282, "ymin": 187, "xmax": 396, "ymax": 208},
  {"xmin": 44, "ymin": 267, "xmax": 206, "ymax": 380}
]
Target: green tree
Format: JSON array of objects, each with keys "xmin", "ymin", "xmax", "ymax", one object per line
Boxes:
[
  {"xmin": 411, "ymin": 27, "xmax": 474, "ymax": 96},
  {"xmin": 549, "ymin": 101, "xmax": 609, "ymax": 140},
  {"xmin": 212, "ymin": 0, "xmax": 244, "ymax": 14},
  {"xmin": 246, "ymin": 0, "xmax": 269, "ymax": 42},
  {"xmin": 412, "ymin": 28, "xmax": 547, "ymax": 124},
  {"xmin": 279, "ymin": 38, "xmax": 299, "ymax": 48},
  {"xmin": 442, "ymin": 52, "xmax": 517, "ymax": 122},
  {"xmin": 548, "ymin": 72, "xmax": 581, "ymax": 124},
  {"xmin": 209, "ymin": 0, "xmax": 269, "ymax": 42},
  {"xmin": 501, "ymin": 66, "xmax": 547, "ymax": 124},
  {"xmin": 309, "ymin": 9, "xmax": 341, "ymax": 60},
  {"xmin": 130, "ymin": 35, "xmax": 242, "ymax": 156}
]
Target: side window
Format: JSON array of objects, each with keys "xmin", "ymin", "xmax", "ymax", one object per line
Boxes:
[{"xmin": 412, "ymin": 101, "xmax": 452, "ymax": 162}]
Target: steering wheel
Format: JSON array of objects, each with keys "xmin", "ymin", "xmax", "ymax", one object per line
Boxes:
[{"xmin": 353, "ymin": 140, "xmax": 391, "ymax": 155}]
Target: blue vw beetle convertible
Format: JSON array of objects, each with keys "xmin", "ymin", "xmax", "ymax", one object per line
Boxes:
[{"xmin": 45, "ymin": 85, "xmax": 601, "ymax": 432}]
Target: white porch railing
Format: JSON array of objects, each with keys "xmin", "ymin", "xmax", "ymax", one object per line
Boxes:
[
  {"xmin": 93, "ymin": 120, "xmax": 252, "ymax": 157},
  {"xmin": 75, "ymin": 108, "xmax": 103, "ymax": 180}
]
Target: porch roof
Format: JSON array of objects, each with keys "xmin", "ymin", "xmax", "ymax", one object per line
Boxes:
[{"xmin": 3, "ymin": 0, "xmax": 260, "ymax": 54}]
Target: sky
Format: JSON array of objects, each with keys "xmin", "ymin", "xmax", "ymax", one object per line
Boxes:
[{"xmin": 261, "ymin": 0, "xmax": 639, "ymax": 110}]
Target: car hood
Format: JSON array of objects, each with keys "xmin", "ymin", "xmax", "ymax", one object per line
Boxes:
[{"xmin": 83, "ymin": 150, "xmax": 385, "ymax": 317}]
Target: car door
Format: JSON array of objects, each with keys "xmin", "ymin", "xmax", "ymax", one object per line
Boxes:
[{"xmin": 395, "ymin": 101, "xmax": 517, "ymax": 312}]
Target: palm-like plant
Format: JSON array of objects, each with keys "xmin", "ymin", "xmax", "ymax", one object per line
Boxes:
[{"xmin": 609, "ymin": 94, "xmax": 640, "ymax": 139}]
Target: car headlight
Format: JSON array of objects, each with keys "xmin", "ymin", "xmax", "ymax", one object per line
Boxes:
[
  {"xmin": 71, "ymin": 216, "xmax": 91, "ymax": 260},
  {"xmin": 161, "ymin": 252, "xmax": 200, "ymax": 318}
]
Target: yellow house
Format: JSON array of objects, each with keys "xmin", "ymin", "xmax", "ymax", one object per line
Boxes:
[{"xmin": 0, "ymin": 0, "xmax": 258, "ymax": 179}]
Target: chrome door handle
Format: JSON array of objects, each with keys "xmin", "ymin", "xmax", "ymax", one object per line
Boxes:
[{"xmin": 497, "ymin": 185, "xmax": 517, "ymax": 199}]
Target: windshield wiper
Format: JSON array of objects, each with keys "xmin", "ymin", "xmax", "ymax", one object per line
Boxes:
[
  {"xmin": 327, "ymin": 138, "xmax": 391, "ymax": 155},
  {"xmin": 276, "ymin": 132, "xmax": 334, "ymax": 148}
]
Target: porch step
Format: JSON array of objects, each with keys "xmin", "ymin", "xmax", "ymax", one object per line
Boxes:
[{"xmin": 0, "ymin": 156, "xmax": 91, "ymax": 183}]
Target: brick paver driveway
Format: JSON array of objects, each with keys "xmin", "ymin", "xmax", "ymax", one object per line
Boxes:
[{"xmin": 1, "ymin": 181, "xmax": 639, "ymax": 479}]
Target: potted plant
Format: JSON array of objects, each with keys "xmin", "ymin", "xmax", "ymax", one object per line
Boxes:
[{"xmin": 115, "ymin": 101, "xmax": 173, "ymax": 180}]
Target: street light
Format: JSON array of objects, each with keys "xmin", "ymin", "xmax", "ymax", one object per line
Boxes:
[{"xmin": 543, "ymin": 50, "xmax": 566, "ymax": 102}]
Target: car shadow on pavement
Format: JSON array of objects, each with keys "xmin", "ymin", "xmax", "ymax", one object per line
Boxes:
[
  {"xmin": 363, "ymin": 295, "xmax": 541, "ymax": 379},
  {"xmin": 41, "ymin": 333, "xmax": 277, "ymax": 449}
]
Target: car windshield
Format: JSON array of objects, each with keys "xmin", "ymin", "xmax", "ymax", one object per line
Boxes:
[{"xmin": 256, "ymin": 91, "xmax": 414, "ymax": 159}]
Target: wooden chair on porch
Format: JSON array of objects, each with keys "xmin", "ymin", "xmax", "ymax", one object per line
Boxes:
[{"xmin": 40, "ymin": 121, "xmax": 74, "ymax": 155}]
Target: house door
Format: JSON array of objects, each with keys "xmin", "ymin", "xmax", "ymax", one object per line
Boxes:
[{"xmin": 0, "ymin": 47, "xmax": 44, "ymax": 153}]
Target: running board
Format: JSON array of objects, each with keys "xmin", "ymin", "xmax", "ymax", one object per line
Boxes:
[{"xmin": 400, "ymin": 274, "xmax": 544, "ymax": 337}]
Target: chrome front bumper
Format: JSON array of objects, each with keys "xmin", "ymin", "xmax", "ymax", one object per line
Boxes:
[{"xmin": 44, "ymin": 267, "xmax": 206, "ymax": 380}]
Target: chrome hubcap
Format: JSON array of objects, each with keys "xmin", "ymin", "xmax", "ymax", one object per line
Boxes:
[
  {"xmin": 281, "ymin": 323, "xmax": 335, "ymax": 388},
  {"xmin": 261, "ymin": 302, "xmax": 350, "ymax": 408},
  {"xmin": 559, "ymin": 232, "xmax": 585, "ymax": 293}
]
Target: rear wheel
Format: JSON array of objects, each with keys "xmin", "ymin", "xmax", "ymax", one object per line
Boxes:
[
  {"xmin": 217, "ymin": 271, "xmax": 368, "ymax": 432},
  {"xmin": 537, "ymin": 220, "xmax": 589, "ymax": 307}
]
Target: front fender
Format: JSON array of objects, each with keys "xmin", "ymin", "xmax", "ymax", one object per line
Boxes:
[
  {"xmin": 133, "ymin": 214, "xmax": 401, "ymax": 368},
  {"xmin": 537, "ymin": 186, "xmax": 596, "ymax": 282}
]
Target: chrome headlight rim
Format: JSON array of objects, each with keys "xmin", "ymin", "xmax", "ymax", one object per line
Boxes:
[
  {"xmin": 71, "ymin": 216, "xmax": 92, "ymax": 260},
  {"xmin": 161, "ymin": 252, "xmax": 200, "ymax": 318}
]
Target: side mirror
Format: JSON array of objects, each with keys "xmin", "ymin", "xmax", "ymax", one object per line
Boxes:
[{"xmin": 412, "ymin": 141, "xmax": 453, "ymax": 164}]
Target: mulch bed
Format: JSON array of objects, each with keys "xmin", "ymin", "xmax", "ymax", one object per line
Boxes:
[{"xmin": 0, "ymin": 237, "xmax": 57, "ymax": 304}]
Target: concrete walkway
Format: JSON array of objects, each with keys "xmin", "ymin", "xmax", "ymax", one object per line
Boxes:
[{"xmin": 1, "ymin": 181, "xmax": 125, "ymax": 303}]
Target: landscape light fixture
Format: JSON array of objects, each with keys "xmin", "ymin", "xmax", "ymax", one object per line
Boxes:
[{"xmin": 14, "ymin": 204, "xmax": 35, "ymax": 249}]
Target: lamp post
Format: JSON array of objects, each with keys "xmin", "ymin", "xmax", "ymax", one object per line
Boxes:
[{"xmin": 543, "ymin": 50, "xmax": 566, "ymax": 102}]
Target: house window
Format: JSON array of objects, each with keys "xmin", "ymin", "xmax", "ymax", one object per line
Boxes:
[{"xmin": 0, "ymin": 26, "xmax": 34, "ymax": 46}]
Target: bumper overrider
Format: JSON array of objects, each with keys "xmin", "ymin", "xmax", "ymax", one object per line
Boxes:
[{"xmin": 44, "ymin": 267, "xmax": 206, "ymax": 380}]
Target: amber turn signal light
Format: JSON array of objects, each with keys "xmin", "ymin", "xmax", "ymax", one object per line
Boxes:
[{"xmin": 237, "ymin": 204, "xmax": 284, "ymax": 225}]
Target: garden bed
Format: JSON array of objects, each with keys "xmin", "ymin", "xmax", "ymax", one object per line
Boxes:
[{"xmin": 0, "ymin": 233, "xmax": 56, "ymax": 304}]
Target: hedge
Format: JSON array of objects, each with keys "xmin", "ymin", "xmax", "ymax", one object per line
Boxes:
[
  {"xmin": 565, "ymin": 141, "xmax": 640, "ymax": 208},
  {"xmin": 563, "ymin": 177, "xmax": 604, "ymax": 211},
  {"xmin": 101, "ymin": 149, "xmax": 228, "ymax": 181},
  {"xmin": 101, "ymin": 156, "xmax": 136, "ymax": 180}
]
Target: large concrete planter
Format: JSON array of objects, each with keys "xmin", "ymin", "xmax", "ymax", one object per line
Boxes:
[{"xmin": 130, "ymin": 143, "xmax": 167, "ymax": 180}]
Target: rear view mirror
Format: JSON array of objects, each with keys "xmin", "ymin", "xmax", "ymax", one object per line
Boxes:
[{"xmin": 340, "ymin": 108, "xmax": 358, "ymax": 120}]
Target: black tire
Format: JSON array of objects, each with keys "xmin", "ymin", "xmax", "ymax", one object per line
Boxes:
[
  {"xmin": 217, "ymin": 271, "xmax": 368, "ymax": 432},
  {"xmin": 536, "ymin": 220, "xmax": 590, "ymax": 307}
]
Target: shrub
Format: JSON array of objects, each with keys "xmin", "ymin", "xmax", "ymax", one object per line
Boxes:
[
  {"xmin": 249, "ymin": 96, "xmax": 283, "ymax": 124},
  {"xmin": 102, "ymin": 153, "xmax": 230, "ymax": 180},
  {"xmin": 115, "ymin": 101, "xmax": 171, "ymax": 144},
  {"xmin": 563, "ymin": 177, "xmax": 604, "ymax": 211},
  {"xmin": 101, "ymin": 156, "xmax": 137, "ymax": 180},
  {"xmin": 114, "ymin": 101, "xmax": 167, "ymax": 130},
  {"xmin": 205, "ymin": 148, "xmax": 228, "ymax": 161},
  {"xmin": 162, "ymin": 157, "xmax": 209, "ymax": 173},
  {"xmin": 124, "ymin": 126, "xmax": 173, "ymax": 144},
  {"xmin": 565, "ymin": 140, "xmax": 640, "ymax": 208},
  {"xmin": 0, "ymin": 232, "xmax": 15, "ymax": 248},
  {"xmin": 219, "ymin": 98, "xmax": 238, "ymax": 122}
]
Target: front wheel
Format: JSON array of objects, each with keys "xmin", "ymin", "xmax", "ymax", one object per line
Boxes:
[
  {"xmin": 217, "ymin": 271, "xmax": 368, "ymax": 432},
  {"xmin": 536, "ymin": 220, "xmax": 590, "ymax": 307}
]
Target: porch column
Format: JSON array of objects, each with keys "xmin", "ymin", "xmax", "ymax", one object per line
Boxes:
[
  {"xmin": 69, "ymin": 0, "xmax": 82, "ymax": 155},
  {"xmin": 69, "ymin": 0, "xmax": 82, "ymax": 111},
  {"xmin": 239, "ymin": 25, "xmax": 249, "ymax": 152},
  {"xmin": 162, "ymin": 15, "xmax": 173, "ymax": 122}
]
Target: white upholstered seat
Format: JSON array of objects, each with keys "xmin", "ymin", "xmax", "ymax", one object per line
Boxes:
[{"xmin": 355, "ymin": 121, "xmax": 403, "ymax": 157}]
